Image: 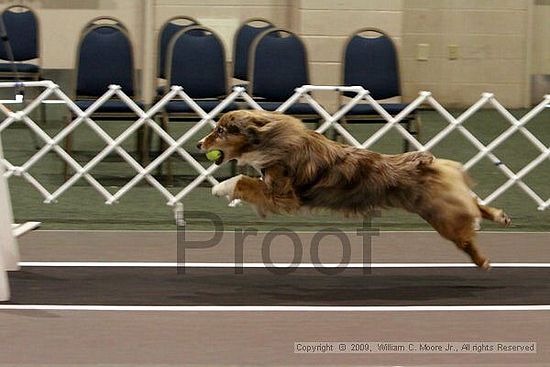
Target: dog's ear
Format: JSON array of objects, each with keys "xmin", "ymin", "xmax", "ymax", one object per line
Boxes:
[
  {"xmin": 249, "ymin": 115, "xmax": 271, "ymax": 127},
  {"xmin": 244, "ymin": 125, "xmax": 261, "ymax": 146},
  {"xmin": 226, "ymin": 124, "xmax": 240, "ymax": 135}
]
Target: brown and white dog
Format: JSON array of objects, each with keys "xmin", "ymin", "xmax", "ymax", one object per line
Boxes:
[{"xmin": 197, "ymin": 110, "xmax": 511, "ymax": 269}]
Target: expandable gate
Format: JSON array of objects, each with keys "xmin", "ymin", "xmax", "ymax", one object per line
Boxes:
[{"xmin": 0, "ymin": 80, "xmax": 549, "ymax": 300}]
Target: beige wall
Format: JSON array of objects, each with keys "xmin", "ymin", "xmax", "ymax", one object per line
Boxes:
[
  {"xmin": 531, "ymin": 1, "xmax": 550, "ymax": 75},
  {"xmin": 402, "ymin": 0, "xmax": 531, "ymax": 108},
  {"xmin": 154, "ymin": 0, "xmax": 290, "ymax": 61},
  {"xmin": 1, "ymin": 0, "xmax": 544, "ymax": 108},
  {"xmin": 296, "ymin": 0, "xmax": 403, "ymax": 87},
  {"xmin": 2, "ymin": 0, "xmax": 144, "ymax": 69},
  {"xmin": 290, "ymin": 0, "xmax": 403, "ymax": 108}
]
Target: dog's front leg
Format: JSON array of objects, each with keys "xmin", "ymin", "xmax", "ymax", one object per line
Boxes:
[
  {"xmin": 236, "ymin": 176, "xmax": 300, "ymax": 216},
  {"xmin": 213, "ymin": 174, "xmax": 299, "ymax": 216},
  {"xmin": 212, "ymin": 174, "xmax": 244, "ymax": 198}
]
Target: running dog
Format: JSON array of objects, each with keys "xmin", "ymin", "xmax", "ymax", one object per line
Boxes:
[{"xmin": 197, "ymin": 110, "xmax": 511, "ymax": 269}]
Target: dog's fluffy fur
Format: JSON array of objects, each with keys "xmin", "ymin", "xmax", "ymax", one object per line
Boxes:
[{"xmin": 198, "ymin": 110, "xmax": 511, "ymax": 269}]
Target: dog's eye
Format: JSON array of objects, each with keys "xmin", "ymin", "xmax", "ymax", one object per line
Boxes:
[{"xmin": 215, "ymin": 127, "xmax": 224, "ymax": 135}]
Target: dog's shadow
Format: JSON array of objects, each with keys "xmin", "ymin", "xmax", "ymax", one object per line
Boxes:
[
  {"xmin": 172, "ymin": 269, "xmax": 536, "ymax": 305},
  {"xmin": 5, "ymin": 268, "xmax": 545, "ymax": 306}
]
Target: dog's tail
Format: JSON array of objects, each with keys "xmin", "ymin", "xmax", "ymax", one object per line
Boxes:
[
  {"xmin": 435, "ymin": 158, "xmax": 475, "ymax": 188},
  {"xmin": 398, "ymin": 151, "xmax": 435, "ymax": 169},
  {"xmin": 460, "ymin": 166, "xmax": 475, "ymax": 189},
  {"xmin": 437, "ymin": 159, "xmax": 511, "ymax": 226}
]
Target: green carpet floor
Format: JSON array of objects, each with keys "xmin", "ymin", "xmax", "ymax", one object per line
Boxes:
[{"xmin": 2, "ymin": 107, "xmax": 549, "ymax": 231}]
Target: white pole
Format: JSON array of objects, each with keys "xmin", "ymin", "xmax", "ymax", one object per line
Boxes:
[
  {"xmin": 0, "ymin": 136, "xmax": 20, "ymax": 301},
  {"xmin": 0, "ymin": 137, "xmax": 19, "ymax": 270},
  {"xmin": 0, "ymin": 252, "xmax": 8, "ymax": 301}
]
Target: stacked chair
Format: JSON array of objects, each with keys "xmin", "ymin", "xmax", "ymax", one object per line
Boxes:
[
  {"xmin": 339, "ymin": 28, "xmax": 420, "ymax": 151},
  {"xmin": 248, "ymin": 28, "xmax": 319, "ymax": 120},
  {"xmin": 64, "ymin": 17, "xmax": 143, "ymax": 179},
  {"xmin": 159, "ymin": 25, "xmax": 239, "ymax": 182}
]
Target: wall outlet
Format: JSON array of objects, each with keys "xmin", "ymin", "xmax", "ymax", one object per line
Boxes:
[
  {"xmin": 416, "ymin": 43, "xmax": 429, "ymax": 61},
  {"xmin": 448, "ymin": 44, "xmax": 459, "ymax": 60}
]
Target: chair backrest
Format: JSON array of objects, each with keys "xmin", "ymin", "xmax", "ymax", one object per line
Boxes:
[
  {"xmin": 75, "ymin": 20, "xmax": 135, "ymax": 97},
  {"xmin": 232, "ymin": 18, "xmax": 274, "ymax": 81},
  {"xmin": 342, "ymin": 28, "xmax": 401, "ymax": 100},
  {"xmin": 249, "ymin": 29, "xmax": 309, "ymax": 101},
  {"xmin": 81, "ymin": 16, "xmax": 130, "ymax": 34},
  {"xmin": 157, "ymin": 16, "xmax": 200, "ymax": 79},
  {"xmin": 0, "ymin": 5, "xmax": 39, "ymax": 62},
  {"xmin": 166, "ymin": 26, "xmax": 227, "ymax": 99}
]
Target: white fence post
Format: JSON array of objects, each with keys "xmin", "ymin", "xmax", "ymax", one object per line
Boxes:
[
  {"xmin": 0, "ymin": 136, "xmax": 20, "ymax": 301},
  {"xmin": 0, "ymin": 136, "xmax": 20, "ymax": 270}
]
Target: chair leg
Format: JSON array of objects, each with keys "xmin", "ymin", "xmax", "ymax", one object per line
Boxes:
[
  {"xmin": 141, "ymin": 123, "xmax": 150, "ymax": 166},
  {"xmin": 28, "ymin": 127, "xmax": 41, "ymax": 151},
  {"xmin": 35, "ymin": 74, "xmax": 46, "ymax": 149},
  {"xmin": 167, "ymin": 148, "xmax": 174, "ymax": 187},
  {"xmin": 39, "ymin": 80, "xmax": 47, "ymax": 126},
  {"xmin": 403, "ymin": 120, "xmax": 415, "ymax": 152},
  {"xmin": 414, "ymin": 114, "xmax": 422, "ymax": 146},
  {"xmin": 157, "ymin": 113, "xmax": 167, "ymax": 179},
  {"xmin": 22, "ymin": 89, "xmax": 41, "ymax": 150},
  {"xmin": 402, "ymin": 114, "xmax": 422, "ymax": 153},
  {"xmin": 63, "ymin": 114, "xmax": 73, "ymax": 181},
  {"xmin": 160, "ymin": 112, "xmax": 174, "ymax": 186},
  {"xmin": 334, "ymin": 117, "xmax": 348, "ymax": 142},
  {"xmin": 136, "ymin": 125, "xmax": 144, "ymax": 163}
]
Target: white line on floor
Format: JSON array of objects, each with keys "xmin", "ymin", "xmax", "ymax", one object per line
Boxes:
[
  {"xmin": 17, "ymin": 262, "xmax": 550, "ymax": 268},
  {"xmin": 0, "ymin": 305, "xmax": 549, "ymax": 312},
  {"xmin": 36, "ymin": 229, "xmax": 550, "ymax": 234}
]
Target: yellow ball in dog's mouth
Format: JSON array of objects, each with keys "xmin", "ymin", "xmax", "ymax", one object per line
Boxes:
[{"xmin": 206, "ymin": 149, "xmax": 222, "ymax": 162}]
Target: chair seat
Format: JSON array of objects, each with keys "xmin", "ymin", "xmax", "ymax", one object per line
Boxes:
[
  {"xmin": 0, "ymin": 63, "xmax": 40, "ymax": 73},
  {"xmin": 257, "ymin": 102, "xmax": 318, "ymax": 115},
  {"xmin": 165, "ymin": 100, "xmax": 239, "ymax": 114},
  {"xmin": 75, "ymin": 99, "xmax": 144, "ymax": 113},
  {"xmin": 343, "ymin": 103, "xmax": 413, "ymax": 119}
]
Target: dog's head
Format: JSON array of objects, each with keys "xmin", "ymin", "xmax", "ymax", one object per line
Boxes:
[{"xmin": 197, "ymin": 110, "xmax": 304, "ymax": 167}]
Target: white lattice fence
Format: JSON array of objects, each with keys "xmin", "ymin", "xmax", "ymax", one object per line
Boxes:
[{"xmin": 1, "ymin": 81, "xmax": 548, "ymax": 209}]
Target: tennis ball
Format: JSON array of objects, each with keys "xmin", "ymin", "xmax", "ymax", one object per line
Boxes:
[{"xmin": 206, "ymin": 149, "xmax": 222, "ymax": 162}]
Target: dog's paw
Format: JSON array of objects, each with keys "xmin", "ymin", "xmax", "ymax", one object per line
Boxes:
[
  {"xmin": 496, "ymin": 210, "xmax": 511, "ymax": 227},
  {"xmin": 480, "ymin": 259, "xmax": 491, "ymax": 271},
  {"xmin": 473, "ymin": 218, "xmax": 481, "ymax": 231},
  {"xmin": 212, "ymin": 175, "xmax": 243, "ymax": 198},
  {"xmin": 475, "ymin": 257, "xmax": 491, "ymax": 271}
]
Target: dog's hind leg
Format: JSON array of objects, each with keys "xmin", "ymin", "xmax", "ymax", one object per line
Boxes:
[
  {"xmin": 422, "ymin": 209, "xmax": 490, "ymax": 270},
  {"xmin": 476, "ymin": 201, "xmax": 511, "ymax": 227},
  {"xmin": 445, "ymin": 223, "xmax": 490, "ymax": 270},
  {"xmin": 454, "ymin": 237, "xmax": 490, "ymax": 270}
]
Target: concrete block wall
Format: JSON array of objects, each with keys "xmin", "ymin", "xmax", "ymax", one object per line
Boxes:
[
  {"xmin": 401, "ymin": 0, "xmax": 531, "ymax": 108},
  {"xmin": 1, "ymin": 0, "xmax": 547, "ymax": 108}
]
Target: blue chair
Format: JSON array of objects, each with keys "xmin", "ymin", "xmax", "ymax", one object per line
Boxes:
[
  {"xmin": 65, "ymin": 17, "xmax": 143, "ymax": 178},
  {"xmin": 339, "ymin": 28, "xmax": 420, "ymax": 151},
  {"xmin": 156, "ymin": 16, "xmax": 199, "ymax": 96},
  {"xmin": 232, "ymin": 18, "xmax": 274, "ymax": 82},
  {"xmin": 0, "ymin": 5, "xmax": 45, "ymax": 145},
  {"xmin": 161, "ymin": 25, "xmax": 239, "ymax": 182},
  {"xmin": 0, "ymin": 5, "xmax": 40, "ymax": 80},
  {"xmin": 248, "ymin": 28, "xmax": 319, "ymax": 120}
]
